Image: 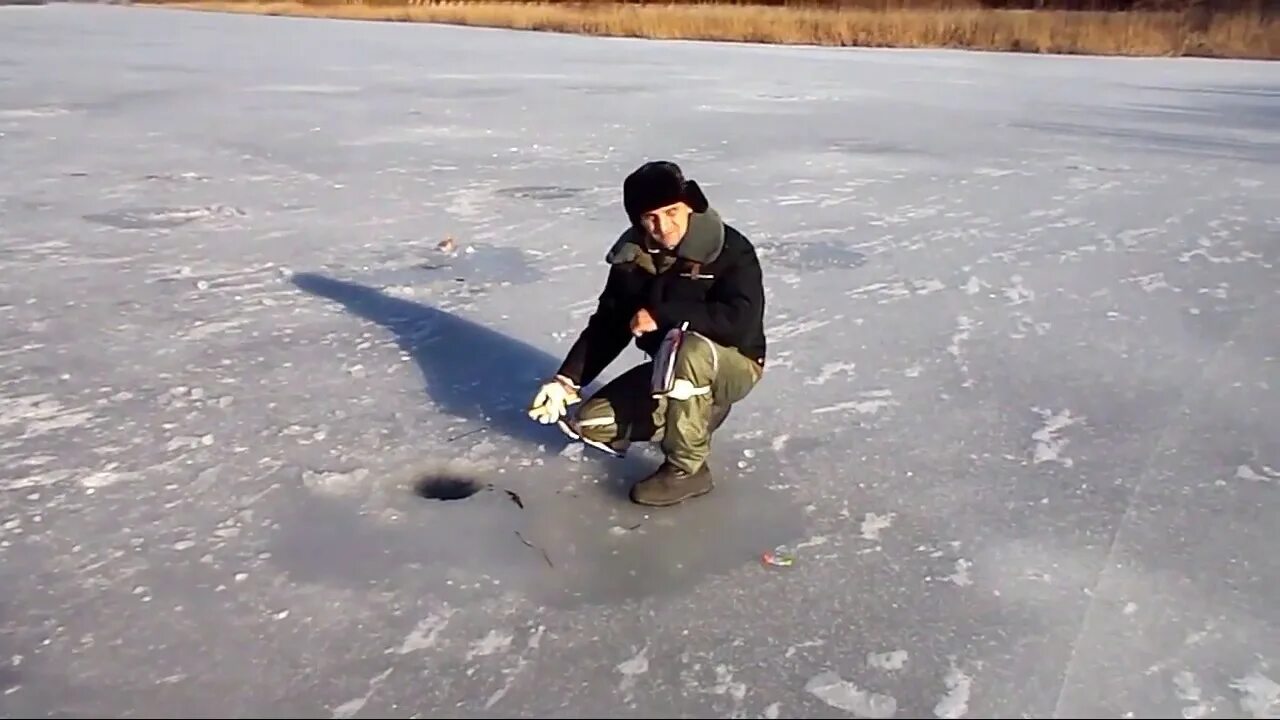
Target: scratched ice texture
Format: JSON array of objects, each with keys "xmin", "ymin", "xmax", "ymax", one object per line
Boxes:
[{"xmin": 1, "ymin": 4, "xmax": 1278, "ymax": 718}]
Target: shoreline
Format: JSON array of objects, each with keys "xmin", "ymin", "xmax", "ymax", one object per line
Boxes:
[{"xmin": 136, "ymin": 1, "xmax": 1278, "ymax": 60}]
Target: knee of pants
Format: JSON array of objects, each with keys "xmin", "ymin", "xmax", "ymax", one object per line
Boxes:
[
  {"xmin": 574, "ymin": 397, "xmax": 617, "ymax": 441},
  {"xmin": 672, "ymin": 333, "xmax": 719, "ymax": 389}
]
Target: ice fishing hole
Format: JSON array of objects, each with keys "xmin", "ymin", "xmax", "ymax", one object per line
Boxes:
[{"xmin": 413, "ymin": 474, "xmax": 485, "ymax": 501}]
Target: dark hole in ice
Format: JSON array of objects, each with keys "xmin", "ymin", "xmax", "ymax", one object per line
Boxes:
[
  {"xmin": 413, "ymin": 474, "xmax": 485, "ymax": 501},
  {"xmin": 410, "ymin": 474, "xmax": 526, "ymax": 509}
]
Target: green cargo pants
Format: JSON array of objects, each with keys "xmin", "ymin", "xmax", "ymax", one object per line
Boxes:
[{"xmin": 571, "ymin": 332, "xmax": 763, "ymax": 474}]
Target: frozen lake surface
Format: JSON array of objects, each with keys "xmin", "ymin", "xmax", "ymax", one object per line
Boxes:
[{"xmin": 1, "ymin": 4, "xmax": 1278, "ymax": 717}]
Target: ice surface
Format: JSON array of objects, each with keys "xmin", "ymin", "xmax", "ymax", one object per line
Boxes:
[{"xmin": 1, "ymin": 4, "xmax": 1278, "ymax": 717}]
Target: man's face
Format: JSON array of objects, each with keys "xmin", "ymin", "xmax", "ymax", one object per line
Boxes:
[{"xmin": 640, "ymin": 201, "xmax": 693, "ymax": 250}]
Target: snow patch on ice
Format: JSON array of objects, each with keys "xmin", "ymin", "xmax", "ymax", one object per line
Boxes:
[
  {"xmin": 1126, "ymin": 272, "xmax": 1172, "ymax": 293},
  {"xmin": 617, "ymin": 645, "xmax": 649, "ymax": 695},
  {"xmin": 709, "ymin": 664, "xmax": 748, "ymax": 701},
  {"xmin": 1010, "ymin": 312, "xmax": 1052, "ymax": 339},
  {"xmin": 1, "ymin": 469, "xmax": 77, "ymax": 493},
  {"xmin": 769, "ymin": 317, "xmax": 832, "ymax": 340},
  {"xmin": 80, "ymin": 470, "xmax": 141, "ymax": 488},
  {"xmin": 944, "ymin": 559, "xmax": 974, "ymax": 587},
  {"xmin": 1230, "ymin": 669, "xmax": 1280, "ymax": 718},
  {"xmin": 0, "ymin": 106, "xmax": 72, "ymax": 119},
  {"xmin": 0, "ymin": 394, "xmax": 97, "ymax": 438},
  {"xmin": 1031, "ymin": 408, "xmax": 1084, "ymax": 467},
  {"xmin": 860, "ymin": 512, "xmax": 895, "ymax": 541},
  {"xmin": 1002, "ymin": 274, "xmax": 1034, "ymax": 305},
  {"xmin": 185, "ymin": 318, "xmax": 250, "ymax": 341},
  {"xmin": 466, "ymin": 630, "xmax": 514, "ymax": 660},
  {"xmin": 1174, "ymin": 670, "xmax": 1213, "ymax": 719},
  {"xmin": 806, "ymin": 362, "xmax": 857, "ymax": 385},
  {"xmin": 1235, "ymin": 464, "xmax": 1278, "ymax": 484},
  {"xmin": 805, "ymin": 670, "xmax": 897, "ymax": 718},
  {"xmin": 251, "ymin": 84, "xmax": 360, "ymax": 94},
  {"xmin": 396, "ymin": 609, "xmax": 457, "ymax": 654},
  {"xmin": 961, "ymin": 276, "xmax": 988, "ymax": 295},
  {"xmin": 847, "ymin": 277, "xmax": 946, "ymax": 303},
  {"xmin": 812, "ymin": 389, "xmax": 897, "ymax": 416},
  {"xmin": 85, "ymin": 205, "xmax": 245, "ymax": 230},
  {"xmin": 331, "ymin": 667, "xmax": 394, "ymax": 719},
  {"xmin": 303, "ymin": 467, "xmax": 370, "ymax": 497},
  {"xmin": 947, "ymin": 316, "xmax": 975, "ymax": 387},
  {"xmin": 933, "ymin": 663, "xmax": 974, "ymax": 718},
  {"xmin": 867, "ymin": 650, "xmax": 909, "ymax": 671}
]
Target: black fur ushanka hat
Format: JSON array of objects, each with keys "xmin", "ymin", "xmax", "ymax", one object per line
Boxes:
[{"xmin": 622, "ymin": 160, "xmax": 710, "ymax": 226}]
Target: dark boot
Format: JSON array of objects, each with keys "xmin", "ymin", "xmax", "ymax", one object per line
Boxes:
[{"xmin": 629, "ymin": 461, "xmax": 714, "ymax": 507}]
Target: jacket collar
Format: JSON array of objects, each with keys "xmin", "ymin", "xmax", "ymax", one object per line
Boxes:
[{"xmin": 606, "ymin": 207, "xmax": 726, "ymax": 266}]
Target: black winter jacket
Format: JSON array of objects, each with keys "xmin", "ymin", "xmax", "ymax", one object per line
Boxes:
[{"xmin": 557, "ymin": 207, "xmax": 767, "ymax": 388}]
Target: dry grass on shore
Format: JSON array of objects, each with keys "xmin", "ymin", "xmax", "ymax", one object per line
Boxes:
[{"xmin": 141, "ymin": 0, "xmax": 1279, "ymax": 59}]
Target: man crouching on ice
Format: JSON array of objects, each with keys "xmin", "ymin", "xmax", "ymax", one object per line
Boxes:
[{"xmin": 527, "ymin": 160, "xmax": 768, "ymax": 507}]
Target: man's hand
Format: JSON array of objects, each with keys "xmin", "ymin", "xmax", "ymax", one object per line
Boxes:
[
  {"xmin": 630, "ymin": 308, "xmax": 658, "ymax": 337},
  {"xmin": 527, "ymin": 375, "xmax": 579, "ymax": 425}
]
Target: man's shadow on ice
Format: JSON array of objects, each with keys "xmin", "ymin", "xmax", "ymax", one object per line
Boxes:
[{"xmin": 291, "ymin": 273, "xmax": 635, "ymax": 483}]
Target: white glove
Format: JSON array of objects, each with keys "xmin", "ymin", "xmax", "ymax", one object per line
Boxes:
[{"xmin": 527, "ymin": 375, "xmax": 580, "ymax": 425}]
